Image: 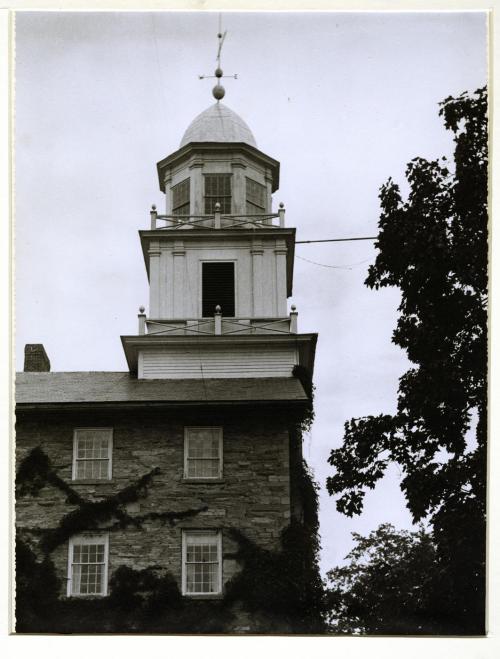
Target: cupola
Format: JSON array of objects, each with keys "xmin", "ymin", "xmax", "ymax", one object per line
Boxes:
[{"xmin": 121, "ymin": 31, "xmax": 316, "ymax": 382}]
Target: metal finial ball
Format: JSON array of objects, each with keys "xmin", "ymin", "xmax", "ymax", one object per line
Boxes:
[
  {"xmin": 212, "ymin": 84, "xmax": 225, "ymax": 100},
  {"xmin": 215, "ymin": 202, "xmax": 221, "ymax": 211},
  {"xmin": 291, "ymin": 305, "xmax": 296, "ymax": 311},
  {"xmin": 215, "ymin": 305, "xmax": 221, "ymax": 313},
  {"xmin": 279, "ymin": 202, "xmax": 285, "ymax": 209},
  {"xmin": 215, "ymin": 67, "xmax": 223, "ymax": 78},
  {"xmin": 139, "ymin": 306, "xmax": 145, "ymax": 313},
  {"xmin": 151, "ymin": 204, "xmax": 156, "ymax": 211}
]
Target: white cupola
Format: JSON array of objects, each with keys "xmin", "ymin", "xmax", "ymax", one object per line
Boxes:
[{"xmin": 121, "ymin": 59, "xmax": 316, "ymax": 381}]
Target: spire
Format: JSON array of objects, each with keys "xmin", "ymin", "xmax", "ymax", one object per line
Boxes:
[{"xmin": 198, "ymin": 17, "xmax": 238, "ymax": 103}]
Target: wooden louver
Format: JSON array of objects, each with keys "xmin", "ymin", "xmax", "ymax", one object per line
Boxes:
[{"xmin": 202, "ymin": 262, "xmax": 235, "ymax": 317}]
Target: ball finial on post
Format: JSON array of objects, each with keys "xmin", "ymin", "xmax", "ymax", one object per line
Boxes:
[
  {"xmin": 138, "ymin": 306, "xmax": 146, "ymax": 335},
  {"xmin": 214, "ymin": 305, "xmax": 222, "ymax": 335},
  {"xmin": 278, "ymin": 202, "xmax": 286, "ymax": 227}
]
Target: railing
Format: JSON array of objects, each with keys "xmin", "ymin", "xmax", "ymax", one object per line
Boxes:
[
  {"xmin": 149, "ymin": 202, "xmax": 286, "ymax": 230},
  {"xmin": 137, "ymin": 305, "xmax": 298, "ymax": 336}
]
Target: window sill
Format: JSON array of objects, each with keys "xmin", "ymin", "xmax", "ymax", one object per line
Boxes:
[
  {"xmin": 71, "ymin": 479, "xmax": 113, "ymax": 485},
  {"xmin": 65, "ymin": 594, "xmax": 108, "ymax": 599},
  {"xmin": 182, "ymin": 478, "xmax": 224, "ymax": 484},
  {"xmin": 183, "ymin": 593, "xmax": 223, "ymax": 600}
]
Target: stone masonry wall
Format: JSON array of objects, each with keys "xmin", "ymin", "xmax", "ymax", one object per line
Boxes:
[{"xmin": 16, "ymin": 405, "xmax": 293, "ymax": 602}]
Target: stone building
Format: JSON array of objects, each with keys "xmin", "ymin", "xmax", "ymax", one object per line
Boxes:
[{"xmin": 15, "ymin": 86, "xmax": 320, "ymax": 633}]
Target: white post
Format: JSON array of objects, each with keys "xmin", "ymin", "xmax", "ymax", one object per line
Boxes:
[
  {"xmin": 214, "ymin": 305, "xmax": 222, "ymax": 335},
  {"xmin": 278, "ymin": 202, "xmax": 285, "ymax": 228},
  {"xmin": 150, "ymin": 204, "xmax": 157, "ymax": 230},
  {"xmin": 214, "ymin": 202, "xmax": 221, "ymax": 229},
  {"xmin": 138, "ymin": 306, "xmax": 146, "ymax": 335},
  {"xmin": 290, "ymin": 305, "xmax": 298, "ymax": 334}
]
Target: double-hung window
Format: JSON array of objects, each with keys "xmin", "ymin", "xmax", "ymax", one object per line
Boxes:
[
  {"xmin": 182, "ymin": 530, "xmax": 222, "ymax": 595},
  {"xmin": 172, "ymin": 178, "xmax": 190, "ymax": 217},
  {"xmin": 204, "ymin": 174, "xmax": 231, "ymax": 214},
  {"xmin": 72, "ymin": 428, "xmax": 113, "ymax": 480},
  {"xmin": 67, "ymin": 534, "xmax": 109, "ymax": 597},
  {"xmin": 184, "ymin": 427, "xmax": 223, "ymax": 479}
]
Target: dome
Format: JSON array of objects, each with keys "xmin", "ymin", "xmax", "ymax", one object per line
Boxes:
[{"xmin": 180, "ymin": 103, "xmax": 257, "ymax": 148}]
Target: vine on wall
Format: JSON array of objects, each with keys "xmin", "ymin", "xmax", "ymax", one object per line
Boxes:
[{"xmin": 16, "ymin": 429, "xmax": 324, "ymax": 633}]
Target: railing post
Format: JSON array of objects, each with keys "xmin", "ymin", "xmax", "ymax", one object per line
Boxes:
[
  {"xmin": 150, "ymin": 204, "xmax": 157, "ymax": 230},
  {"xmin": 290, "ymin": 304, "xmax": 298, "ymax": 334},
  {"xmin": 214, "ymin": 202, "xmax": 221, "ymax": 229},
  {"xmin": 214, "ymin": 305, "xmax": 222, "ymax": 335},
  {"xmin": 278, "ymin": 202, "xmax": 285, "ymax": 228},
  {"xmin": 138, "ymin": 306, "xmax": 146, "ymax": 335}
]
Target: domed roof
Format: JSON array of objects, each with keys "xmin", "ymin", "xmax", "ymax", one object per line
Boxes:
[{"xmin": 180, "ymin": 103, "xmax": 257, "ymax": 148}]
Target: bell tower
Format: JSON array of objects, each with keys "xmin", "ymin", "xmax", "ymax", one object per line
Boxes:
[{"xmin": 121, "ymin": 67, "xmax": 316, "ymax": 381}]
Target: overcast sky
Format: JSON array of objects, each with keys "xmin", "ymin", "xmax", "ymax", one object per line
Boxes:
[{"xmin": 15, "ymin": 10, "xmax": 488, "ymax": 574}]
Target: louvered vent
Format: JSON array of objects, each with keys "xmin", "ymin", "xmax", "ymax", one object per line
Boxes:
[{"xmin": 202, "ymin": 262, "xmax": 235, "ymax": 317}]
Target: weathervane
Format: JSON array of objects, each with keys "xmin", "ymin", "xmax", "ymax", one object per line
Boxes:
[{"xmin": 198, "ymin": 19, "xmax": 238, "ymax": 102}]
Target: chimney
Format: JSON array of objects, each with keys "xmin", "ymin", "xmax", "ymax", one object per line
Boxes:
[{"xmin": 24, "ymin": 344, "xmax": 51, "ymax": 372}]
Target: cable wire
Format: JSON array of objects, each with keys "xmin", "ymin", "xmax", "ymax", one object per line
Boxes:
[
  {"xmin": 296, "ymin": 255, "xmax": 371, "ymax": 270},
  {"xmin": 296, "ymin": 236, "xmax": 377, "ymax": 244}
]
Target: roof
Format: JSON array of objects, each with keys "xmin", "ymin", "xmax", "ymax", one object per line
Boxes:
[
  {"xmin": 180, "ymin": 103, "xmax": 257, "ymax": 148},
  {"xmin": 15, "ymin": 372, "xmax": 309, "ymax": 407}
]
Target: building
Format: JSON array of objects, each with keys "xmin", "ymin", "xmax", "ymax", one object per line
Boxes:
[{"xmin": 15, "ymin": 74, "xmax": 321, "ymax": 634}]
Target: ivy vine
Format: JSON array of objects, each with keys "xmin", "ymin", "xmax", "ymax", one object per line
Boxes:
[
  {"xmin": 16, "ymin": 447, "xmax": 207, "ymax": 554},
  {"xmin": 16, "ymin": 440, "xmax": 324, "ymax": 633}
]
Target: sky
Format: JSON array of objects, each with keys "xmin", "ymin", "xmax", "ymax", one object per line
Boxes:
[{"xmin": 14, "ymin": 10, "xmax": 488, "ymax": 575}]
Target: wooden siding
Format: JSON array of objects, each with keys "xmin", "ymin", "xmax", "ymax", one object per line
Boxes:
[{"xmin": 139, "ymin": 345, "xmax": 298, "ymax": 379}]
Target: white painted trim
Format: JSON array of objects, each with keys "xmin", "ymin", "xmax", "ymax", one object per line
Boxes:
[
  {"xmin": 67, "ymin": 533, "xmax": 109, "ymax": 597},
  {"xmin": 72, "ymin": 428, "xmax": 113, "ymax": 481},
  {"xmin": 181, "ymin": 530, "xmax": 222, "ymax": 596},
  {"xmin": 183, "ymin": 427, "xmax": 223, "ymax": 479}
]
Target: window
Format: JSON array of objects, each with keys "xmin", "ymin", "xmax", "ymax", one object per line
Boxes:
[
  {"xmin": 184, "ymin": 427, "xmax": 223, "ymax": 479},
  {"xmin": 172, "ymin": 178, "xmax": 190, "ymax": 216},
  {"xmin": 182, "ymin": 530, "xmax": 222, "ymax": 595},
  {"xmin": 67, "ymin": 534, "xmax": 109, "ymax": 597},
  {"xmin": 72, "ymin": 428, "xmax": 113, "ymax": 480},
  {"xmin": 202, "ymin": 262, "xmax": 235, "ymax": 317},
  {"xmin": 246, "ymin": 177, "xmax": 266, "ymax": 214},
  {"xmin": 204, "ymin": 174, "xmax": 231, "ymax": 214}
]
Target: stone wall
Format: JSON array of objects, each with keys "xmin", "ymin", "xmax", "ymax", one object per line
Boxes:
[{"xmin": 16, "ymin": 405, "xmax": 294, "ymax": 604}]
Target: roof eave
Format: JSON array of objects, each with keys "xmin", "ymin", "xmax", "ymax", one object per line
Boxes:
[
  {"xmin": 156, "ymin": 142, "xmax": 280, "ymax": 192},
  {"xmin": 120, "ymin": 332, "xmax": 318, "ymax": 378}
]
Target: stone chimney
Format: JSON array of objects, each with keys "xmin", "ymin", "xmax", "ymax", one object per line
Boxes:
[{"xmin": 24, "ymin": 344, "xmax": 50, "ymax": 372}]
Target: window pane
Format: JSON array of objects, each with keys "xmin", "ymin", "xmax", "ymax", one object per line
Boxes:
[
  {"xmin": 186, "ymin": 429, "xmax": 221, "ymax": 478},
  {"xmin": 71, "ymin": 540, "xmax": 106, "ymax": 596},
  {"xmin": 75, "ymin": 430, "xmax": 111, "ymax": 480},
  {"xmin": 185, "ymin": 532, "xmax": 219, "ymax": 594}
]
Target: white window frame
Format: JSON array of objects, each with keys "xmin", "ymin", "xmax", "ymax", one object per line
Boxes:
[
  {"xmin": 182, "ymin": 530, "xmax": 222, "ymax": 596},
  {"xmin": 67, "ymin": 533, "xmax": 109, "ymax": 597},
  {"xmin": 184, "ymin": 426, "xmax": 223, "ymax": 479},
  {"xmin": 72, "ymin": 428, "xmax": 113, "ymax": 481}
]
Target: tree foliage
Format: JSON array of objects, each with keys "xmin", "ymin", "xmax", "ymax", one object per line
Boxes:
[
  {"xmin": 327, "ymin": 524, "xmax": 449, "ymax": 634},
  {"xmin": 326, "ymin": 87, "xmax": 488, "ymax": 634}
]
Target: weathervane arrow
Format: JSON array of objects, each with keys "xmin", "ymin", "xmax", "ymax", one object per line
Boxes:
[{"xmin": 198, "ymin": 24, "xmax": 238, "ymax": 101}]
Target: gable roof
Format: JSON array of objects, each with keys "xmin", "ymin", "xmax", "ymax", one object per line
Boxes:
[{"xmin": 15, "ymin": 372, "xmax": 309, "ymax": 407}]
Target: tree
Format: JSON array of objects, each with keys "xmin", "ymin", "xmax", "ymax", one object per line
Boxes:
[
  {"xmin": 327, "ymin": 524, "xmax": 448, "ymax": 634},
  {"xmin": 326, "ymin": 87, "xmax": 488, "ymax": 634}
]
